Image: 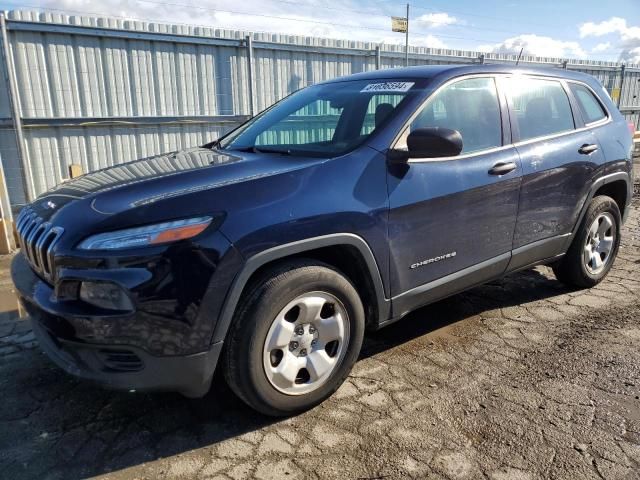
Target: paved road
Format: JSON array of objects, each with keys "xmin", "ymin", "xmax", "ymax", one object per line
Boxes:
[{"xmin": 1, "ymin": 199, "xmax": 639, "ymax": 480}]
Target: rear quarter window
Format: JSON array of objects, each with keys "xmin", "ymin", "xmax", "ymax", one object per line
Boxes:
[{"xmin": 569, "ymin": 83, "xmax": 608, "ymax": 124}]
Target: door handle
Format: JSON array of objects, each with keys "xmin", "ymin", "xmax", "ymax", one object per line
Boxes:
[
  {"xmin": 578, "ymin": 143, "xmax": 599, "ymax": 155},
  {"xmin": 488, "ymin": 161, "xmax": 517, "ymax": 175}
]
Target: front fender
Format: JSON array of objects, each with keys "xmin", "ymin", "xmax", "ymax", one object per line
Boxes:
[{"xmin": 210, "ymin": 233, "xmax": 391, "ymax": 344}]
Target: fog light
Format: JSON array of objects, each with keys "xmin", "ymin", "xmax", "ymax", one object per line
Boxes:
[{"xmin": 79, "ymin": 282, "xmax": 134, "ymax": 311}]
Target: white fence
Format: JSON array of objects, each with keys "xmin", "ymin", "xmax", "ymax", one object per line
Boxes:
[{"xmin": 0, "ymin": 9, "xmax": 639, "ymax": 208}]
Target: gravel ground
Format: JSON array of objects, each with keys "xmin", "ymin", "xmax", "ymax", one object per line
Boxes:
[{"xmin": 1, "ymin": 197, "xmax": 639, "ymax": 480}]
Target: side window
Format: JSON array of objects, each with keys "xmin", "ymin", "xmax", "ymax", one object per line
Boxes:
[
  {"xmin": 569, "ymin": 83, "xmax": 608, "ymax": 124},
  {"xmin": 360, "ymin": 94, "xmax": 405, "ymax": 135},
  {"xmin": 401, "ymin": 77, "xmax": 502, "ymax": 155},
  {"xmin": 506, "ymin": 77, "xmax": 575, "ymax": 141}
]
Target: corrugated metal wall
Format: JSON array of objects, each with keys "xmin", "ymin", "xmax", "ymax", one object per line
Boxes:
[
  {"xmin": 0, "ymin": 16, "xmax": 21, "ymax": 209},
  {"xmin": 22, "ymin": 123, "xmax": 233, "ymax": 187},
  {"xmin": 0, "ymin": 38, "xmax": 10, "ymax": 116},
  {"xmin": 1, "ymin": 9, "xmax": 639, "ymax": 208},
  {"xmin": 620, "ymin": 68, "xmax": 640, "ymax": 128}
]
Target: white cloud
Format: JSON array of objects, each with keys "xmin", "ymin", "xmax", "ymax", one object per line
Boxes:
[
  {"xmin": 414, "ymin": 13, "xmax": 458, "ymax": 29},
  {"xmin": 26, "ymin": 0, "xmax": 453, "ymax": 50},
  {"xmin": 579, "ymin": 17, "xmax": 628, "ymax": 38},
  {"xmin": 380, "ymin": 33, "xmax": 447, "ymax": 49},
  {"xmin": 592, "ymin": 42, "xmax": 611, "ymax": 53},
  {"xmin": 580, "ymin": 17, "xmax": 640, "ymax": 64},
  {"xmin": 415, "ymin": 35, "xmax": 448, "ymax": 49},
  {"xmin": 628, "ymin": 47, "xmax": 640, "ymax": 64},
  {"xmin": 477, "ymin": 34, "xmax": 587, "ymax": 58}
]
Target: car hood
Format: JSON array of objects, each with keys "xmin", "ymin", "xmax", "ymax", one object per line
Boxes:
[{"xmin": 35, "ymin": 147, "xmax": 323, "ymax": 217}]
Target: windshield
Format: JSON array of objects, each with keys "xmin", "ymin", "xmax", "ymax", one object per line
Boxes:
[{"xmin": 219, "ymin": 80, "xmax": 418, "ymax": 157}]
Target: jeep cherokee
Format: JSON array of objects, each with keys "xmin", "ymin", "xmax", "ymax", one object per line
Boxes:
[{"xmin": 11, "ymin": 65, "xmax": 634, "ymax": 416}]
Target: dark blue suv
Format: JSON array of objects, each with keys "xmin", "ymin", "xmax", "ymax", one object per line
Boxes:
[{"xmin": 11, "ymin": 65, "xmax": 634, "ymax": 416}]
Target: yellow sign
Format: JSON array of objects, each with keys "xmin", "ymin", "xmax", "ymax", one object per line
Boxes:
[
  {"xmin": 611, "ymin": 87, "xmax": 620, "ymax": 102},
  {"xmin": 391, "ymin": 16, "xmax": 408, "ymax": 33}
]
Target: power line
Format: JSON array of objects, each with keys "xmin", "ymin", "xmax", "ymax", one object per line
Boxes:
[
  {"xmin": 0, "ymin": 0, "xmax": 564, "ymax": 41},
  {"xmin": 3, "ymin": 0, "xmax": 624, "ymax": 56},
  {"xmin": 102, "ymin": 0, "xmax": 589, "ymax": 42},
  {"xmin": 2, "ymin": 2, "xmax": 621, "ymax": 59},
  {"xmin": 0, "ymin": 1, "xmax": 512, "ymax": 44},
  {"xmin": 380, "ymin": 0, "xmax": 572, "ymax": 31},
  {"xmin": 1, "ymin": 2, "xmax": 390, "ymax": 34},
  {"xmin": 219, "ymin": 0, "xmax": 389, "ymax": 17}
]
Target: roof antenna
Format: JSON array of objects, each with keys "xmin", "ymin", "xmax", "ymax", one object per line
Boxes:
[{"xmin": 515, "ymin": 47, "xmax": 524, "ymax": 66}]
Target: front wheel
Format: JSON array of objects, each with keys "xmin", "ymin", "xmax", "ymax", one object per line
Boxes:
[
  {"xmin": 553, "ymin": 195, "xmax": 621, "ymax": 288},
  {"xmin": 223, "ymin": 259, "xmax": 365, "ymax": 416}
]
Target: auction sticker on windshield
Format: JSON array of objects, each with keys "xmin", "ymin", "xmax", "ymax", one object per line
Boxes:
[{"xmin": 360, "ymin": 82, "xmax": 415, "ymax": 93}]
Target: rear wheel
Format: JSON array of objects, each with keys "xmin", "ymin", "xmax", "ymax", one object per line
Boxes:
[
  {"xmin": 223, "ymin": 259, "xmax": 365, "ymax": 416},
  {"xmin": 553, "ymin": 195, "xmax": 621, "ymax": 288}
]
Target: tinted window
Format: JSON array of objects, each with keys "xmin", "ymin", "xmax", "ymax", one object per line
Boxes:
[
  {"xmin": 405, "ymin": 77, "xmax": 502, "ymax": 154},
  {"xmin": 255, "ymin": 99, "xmax": 342, "ymax": 147},
  {"xmin": 570, "ymin": 83, "xmax": 607, "ymax": 124},
  {"xmin": 220, "ymin": 80, "xmax": 415, "ymax": 157},
  {"xmin": 360, "ymin": 94, "xmax": 405, "ymax": 135},
  {"xmin": 506, "ymin": 77, "xmax": 575, "ymax": 141}
]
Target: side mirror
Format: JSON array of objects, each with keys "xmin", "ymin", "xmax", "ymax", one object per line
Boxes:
[{"xmin": 389, "ymin": 127, "xmax": 463, "ymax": 162}]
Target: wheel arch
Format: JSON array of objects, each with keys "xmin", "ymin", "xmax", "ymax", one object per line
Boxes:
[
  {"xmin": 572, "ymin": 172, "xmax": 631, "ymax": 234},
  {"xmin": 211, "ymin": 234, "xmax": 391, "ymax": 344},
  {"xmin": 593, "ymin": 179, "xmax": 629, "ymax": 219}
]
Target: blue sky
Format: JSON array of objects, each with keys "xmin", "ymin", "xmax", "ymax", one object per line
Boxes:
[{"xmin": 1, "ymin": 0, "xmax": 639, "ymax": 63}]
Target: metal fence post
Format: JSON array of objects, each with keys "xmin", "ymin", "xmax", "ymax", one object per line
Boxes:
[
  {"xmin": 245, "ymin": 34, "xmax": 256, "ymax": 117},
  {"xmin": 375, "ymin": 45, "xmax": 381, "ymax": 70},
  {"xmin": 0, "ymin": 12, "xmax": 35, "ymax": 203},
  {"xmin": 617, "ymin": 63, "xmax": 626, "ymax": 108},
  {"xmin": 0, "ymin": 152, "xmax": 15, "ymax": 253}
]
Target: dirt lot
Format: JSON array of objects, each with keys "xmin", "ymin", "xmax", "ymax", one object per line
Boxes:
[{"xmin": 1, "ymin": 196, "xmax": 640, "ymax": 480}]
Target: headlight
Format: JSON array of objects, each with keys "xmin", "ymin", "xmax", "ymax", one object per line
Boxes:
[{"xmin": 78, "ymin": 216, "xmax": 212, "ymax": 250}]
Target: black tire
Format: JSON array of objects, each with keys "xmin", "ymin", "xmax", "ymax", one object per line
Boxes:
[
  {"xmin": 553, "ymin": 195, "xmax": 621, "ymax": 288},
  {"xmin": 222, "ymin": 259, "xmax": 365, "ymax": 417}
]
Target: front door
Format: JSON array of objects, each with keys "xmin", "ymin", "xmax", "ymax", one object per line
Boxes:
[{"xmin": 387, "ymin": 76, "xmax": 522, "ymax": 317}]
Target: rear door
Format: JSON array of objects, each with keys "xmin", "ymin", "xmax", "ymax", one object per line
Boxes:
[
  {"xmin": 505, "ymin": 76, "xmax": 607, "ymax": 269},
  {"xmin": 387, "ymin": 75, "xmax": 522, "ymax": 315}
]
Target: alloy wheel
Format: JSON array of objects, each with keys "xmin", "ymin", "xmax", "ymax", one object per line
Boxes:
[
  {"xmin": 583, "ymin": 212, "xmax": 616, "ymax": 275},
  {"xmin": 262, "ymin": 291, "xmax": 350, "ymax": 395}
]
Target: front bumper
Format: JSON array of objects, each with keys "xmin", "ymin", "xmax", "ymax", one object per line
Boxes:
[{"xmin": 12, "ymin": 252, "xmax": 223, "ymax": 397}]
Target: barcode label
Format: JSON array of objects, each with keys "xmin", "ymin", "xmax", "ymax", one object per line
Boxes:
[{"xmin": 361, "ymin": 82, "xmax": 415, "ymax": 93}]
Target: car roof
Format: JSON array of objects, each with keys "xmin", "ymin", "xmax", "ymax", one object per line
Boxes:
[{"xmin": 322, "ymin": 64, "xmax": 598, "ymax": 85}]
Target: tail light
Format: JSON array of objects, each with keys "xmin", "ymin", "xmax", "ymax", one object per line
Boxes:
[{"xmin": 628, "ymin": 121, "xmax": 636, "ymax": 137}]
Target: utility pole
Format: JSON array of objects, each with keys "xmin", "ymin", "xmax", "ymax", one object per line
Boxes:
[
  {"xmin": 405, "ymin": 3, "xmax": 410, "ymax": 67},
  {"xmin": 390, "ymin": 8, "xmax": 409, "ymax": 66}
]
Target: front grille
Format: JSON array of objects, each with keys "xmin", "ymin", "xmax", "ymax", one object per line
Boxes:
[{"xmin": 15, "ymin": 206, "xmax": 64, "ymax": 283}]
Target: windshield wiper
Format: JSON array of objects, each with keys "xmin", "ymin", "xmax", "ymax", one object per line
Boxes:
[
  {"xmin": 204, "ymin": 139, "xmax": 221, "ymax": 150},
  {"xmin": 228, "ymin": 146, "xmax": 292, "ymax": 155},
  {"xmin": 254, "ymin": 147, "xmax": 292, "ymax": 155}
]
